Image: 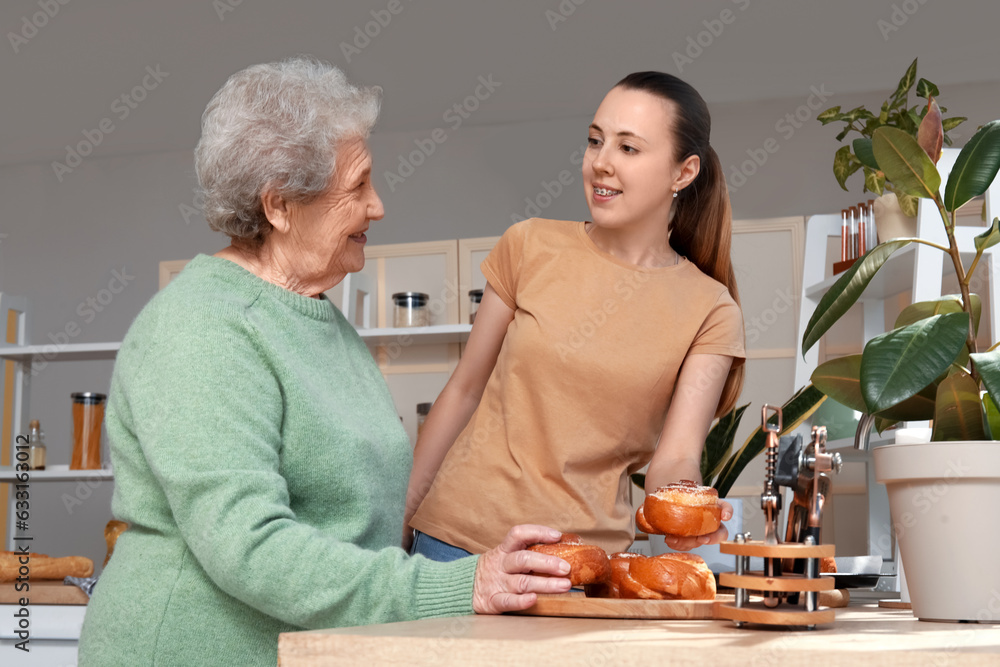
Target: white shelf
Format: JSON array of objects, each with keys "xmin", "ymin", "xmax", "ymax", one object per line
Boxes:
[
  {"xmin": 0, "ymin": 342, "xmax": 120, "ymax": 362},
  {"xmin": 0, "ymin": 465, "xmax": 113, "ymax": 482},
  {"xmin": 357, "ymin": 324, "xmax": 472, "ymax": 345}
]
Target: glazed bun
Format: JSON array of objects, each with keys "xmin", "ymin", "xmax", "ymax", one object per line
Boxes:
[
  {"xmin": 641, "ymin": 480, "xmax": 722, "ymax": 537},
  {"xmin": 626, "ymin": 552, "xmax": 716, "ymax": 600},
  {"xmin": 528, "ymin": 533, "xmax": 610, "ymax": 586}
]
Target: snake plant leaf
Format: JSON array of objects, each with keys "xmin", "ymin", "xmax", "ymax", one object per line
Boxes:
[
  {"xmin": 890, "ymin": 58, "xmax": 918, "ymax": 108},
  {"xmin": 701, "ymin": 404, "xmax": 748, "ymax": 486},
  {"xmin": 983, "ymin": 393, "xmax": 1000, "ymax": 441},
  {"xmin": 853, "ymin": 138, "xmax": 879, "ymax": 169},
  {"xmin": 834, "ymin": 144, "xmax": 862, "ymax": 191},
  {"xmin": 931, "ymin": 370, "xmax": 988, "ymax": 441},
  {"xmin": 861, "ymin": 312, "xmax": 970, "ymax": 413},
  {"xmin": 897, "ymin": 192, "xmax": 920, "ymax": 217},
  {"xmin": 811, "ymin": 354, "xmax": 936, "ymax": 421},
  {"xmin": 802, "ymin": 239, "xmax": 913, "ymax": 354},
  {"xmin": 713, "ymin": 385, "xmax": 826, "ymax": 498},
  {"xmin": 974, "ymin": 217, "xmax": 1000, "ymax": 255},
  {"xmin": 872, "ymin": 127, "xmax": 942, "ymax": 201},
  {"xmin": 944, "ymin": 120, "xmax": 1000, "ymax": 213},
  {"xmin": 895, "ymin": 294, "xmax": 982, "ymax": 337},
  {"xmin": 970, "ymin": 349, "xmax": 1000, "ymax": 406},
  {"xmin": 916, "ymin": 78, "xmax": 940, "ymax": 99},
  {"xmin": 864, "ymin": 167, "xmax": 886, "ymax": 195}
]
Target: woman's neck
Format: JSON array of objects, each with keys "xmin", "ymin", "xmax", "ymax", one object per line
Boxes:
[
  {"xmin": 214, "ymin": 243, "xmax": 337, "ymax": 298},
  {"xmin": 585, "ymin": 221, "xmax": 679, "ymax": 268}
]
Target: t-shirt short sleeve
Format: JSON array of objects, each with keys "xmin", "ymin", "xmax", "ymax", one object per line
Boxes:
[
  {"xmin": 480, "ymin": 221, "xmax": 527, "ymax": 310},
  {"xmin": 689, "ymin": 289, "xmax": 747, "ymax": 364}
]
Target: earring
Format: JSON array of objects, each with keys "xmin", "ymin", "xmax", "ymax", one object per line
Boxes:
[{"xmin": 672, "ymin": 190, "xmax": 678, "ymax": 198}]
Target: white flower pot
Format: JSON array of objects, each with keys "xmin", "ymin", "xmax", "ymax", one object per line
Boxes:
[
  {"xmin": 873, "ymin": 192, "xmax": 917, "ymax": 242},
  {"xmin": 648, "ymin": 499, "xmax": 743, "ymax": 573},
  {"xmin": 874, "ymin": 441, "xmax": 1000, "ymax": 622}
]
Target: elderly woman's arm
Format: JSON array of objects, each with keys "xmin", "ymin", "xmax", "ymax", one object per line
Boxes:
[{"xmin": 115, "ymin": 294, "xmax": 564, "ymax": 630}]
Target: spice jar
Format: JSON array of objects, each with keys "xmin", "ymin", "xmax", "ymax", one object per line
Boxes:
[
  {"xmin": 416, "ymin": 402, "xmax": 432, "ymax": 439},
  {"xmin": 468, "ymin": 289, "xmax": 483, "ymax": 324},
  {"xmin": 27, "ymin": 419, "xmax": 46, "ymax": 471},
  {"xmin": 71, "ymin": 392, "xmax": 107, "ymax": 470},
  {"xmin": 392, "ymin": 292, "xmax": 430, "ymax": 328}
]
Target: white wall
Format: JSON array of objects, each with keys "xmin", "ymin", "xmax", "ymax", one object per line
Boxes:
[{"xmin": 2, "ymin": 79, "xmax": 998, "ymax": 570}]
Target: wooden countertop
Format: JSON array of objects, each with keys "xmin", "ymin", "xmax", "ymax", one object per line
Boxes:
[{"xmin": 278, "ymin": 603, "xmax": 1000, "ymax": 666}]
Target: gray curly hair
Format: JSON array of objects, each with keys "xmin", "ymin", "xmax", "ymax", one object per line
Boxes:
[{"xmin": 195, "ymin": 56, "xmax": 381, "ymax": 245}]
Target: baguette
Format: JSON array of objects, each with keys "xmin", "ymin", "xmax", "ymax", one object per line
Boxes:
[{"xmin": 0, "ymin": 551, "xmax": 94, "ymax": 582}]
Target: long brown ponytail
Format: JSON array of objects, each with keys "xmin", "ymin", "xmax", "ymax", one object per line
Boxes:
[{"xmin": 616, "ymin": 72, "xmax": 745, "ymax": 417}]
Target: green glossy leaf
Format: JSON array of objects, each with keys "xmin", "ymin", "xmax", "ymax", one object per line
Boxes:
[
  {"xmin": 983, "ymin": 393, "xmax": 1000, "ymax": 441},
  {"xmin": 713, "ymin": 385, "xmax": 826, "ymax": 498},
  {"xmin": 890, "ymin": 58, "xmax": 918, "ymax": 107},
  {"xmin": 802, "ymin": 239, "xmax": 913, "ymax": 354},
  {"xmin": 944, "ymin": 120, "xmax": 1000, "ymax": 213},
  {"xmin": 853, "ymin": 138, "xmax": 879, "ymax": 169},
  {"xmin": 942, "ymin": 117, "xmax": 967, "ymax": 133},
  {"xmin": 895, "ymin": 294, "xmax": 981, "ymax": 337},
  {"xmin": 874, "ymin": 416, "xmax": 898, "ymax": 435},
  {"xmin": 916, "ymin": 78, "xmax": 940, "ymax": 99},
  {"xmin": 861, "ymin": 312, "xmax": 970, "ymax": 413},
  {"xmin": 833, "ymin": 144, "xmax": 861, "ymax": 191},
  {"xmin": 701, "ymin": 404, "xmax": 748, "ymax": 485},
  {"xmin": 811, "ymin": 354, "xmax": 936, "ymax": 421},
  {"xmin": 970, "ymin": 349, "xmax": 1000, "ymax": 403},
  {"xmin": 817, "ymin": 106, "xmax": 843, "ymax": 124},
  {"xmin": 864, "ymin": 167, "xmax": 886, "ymax": 195},
  {"xmin": 975, "ymin": 217, "xmax": 1000, "ymax": 253},
  {"xmin": 931, "ymin": 371, "xmax": 988, "ymax": 441},
  {"xmin": 897, "ymin": 191, "xmax": 920, "ymax": 217},
  {"xmin": 872, "ymin": 127, "xmax": 942, "ymax": 201}
]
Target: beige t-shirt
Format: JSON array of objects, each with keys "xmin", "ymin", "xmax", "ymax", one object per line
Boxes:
[{"xmin": 410, "ymin": 219, "xmax": 746, "ymax": 554}]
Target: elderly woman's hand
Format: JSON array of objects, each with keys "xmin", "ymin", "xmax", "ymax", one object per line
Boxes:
[{"xmin": 472, "ymin": 525, "xmax": 572, "ymax": 614}]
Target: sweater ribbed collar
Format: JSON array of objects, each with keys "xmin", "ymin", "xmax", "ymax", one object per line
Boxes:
[{"xmin": 186, "ymin": 254, "xmax": 338, "ymax": 322}]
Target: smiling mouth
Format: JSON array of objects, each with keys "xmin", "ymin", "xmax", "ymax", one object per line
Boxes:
[{"xmin": 593, "ymin": 186, "xmax": 622, "ymax": 199}]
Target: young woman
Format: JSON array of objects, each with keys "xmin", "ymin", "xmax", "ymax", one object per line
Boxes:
[{"xmin": 405, "ymin": 71, "xmax": 746, "ymax": 561}]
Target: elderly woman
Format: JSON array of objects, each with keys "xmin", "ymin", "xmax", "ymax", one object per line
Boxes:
[{"xmin": 77, "ymin": 57, "xmax": 570, "ymax": 667}]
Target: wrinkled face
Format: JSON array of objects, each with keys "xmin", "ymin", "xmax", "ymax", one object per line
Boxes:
[
  {"xmin": 583, "ymin": 87, "xmax": 693, "ymax": 232},
  {"xmin": 286, "ymin": 137, "xmax": 384, "ymax": 279}
]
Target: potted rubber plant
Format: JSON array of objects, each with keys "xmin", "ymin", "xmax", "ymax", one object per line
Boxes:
[
  {"xmin": 817, "ymin": 58, "xmax": 967, "ymax": 240},
  {"xmin": 803, "ymin": 104, "xmax": 1000, "ymax": 621},
  {"xmin": 632, "ymin": 385, "xmax": 827, "ymax": 570}
]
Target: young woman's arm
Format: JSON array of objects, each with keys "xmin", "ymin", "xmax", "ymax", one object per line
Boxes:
[
  {"xmin": 644, "ymin": 352, "xmax": 736, "ymax": 551},
  {"xmin": 403, "ymin": 284, "xmax": 515, "ymax": 549}
]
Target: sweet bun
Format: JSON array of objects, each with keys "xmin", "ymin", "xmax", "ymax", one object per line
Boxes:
[
  {"xmin": 634, "ymin": 504, "xmax": 657, "ymax": 534},
  {"xmin": 528, "ymin": 533, "xmax": 610, "ymax": 586},
  {"xmin": 586, "ymin": 551, "xmax": 643, "ymax": 598},
  {"xmin": 642, "ymin": 480, "xmax": 722, "ymax": 537},
  {"xmin": 626, "ymin": 552, "xmax": 716, "ymax": 600}
]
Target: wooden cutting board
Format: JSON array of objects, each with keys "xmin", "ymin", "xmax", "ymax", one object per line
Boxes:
[
  {"xmin": 514, "ymin": 592, "xmax": 732, "ymax": 620},
  {"xmin": 0, "ymin": 580, "xmax": 89, "ymax": 605}
]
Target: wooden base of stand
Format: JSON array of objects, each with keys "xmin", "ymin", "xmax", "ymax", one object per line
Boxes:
[{"xmin": 717, "ymin": 540, "xmax": 837, "ymax": 628}]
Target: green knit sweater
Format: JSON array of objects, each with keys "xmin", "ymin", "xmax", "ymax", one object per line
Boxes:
[{"xmin": 78, "ymin": 255, "xmax": 479, "ymax": 666}]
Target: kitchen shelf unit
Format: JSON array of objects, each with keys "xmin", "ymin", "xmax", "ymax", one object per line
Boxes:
[{"xmin": 793, "ymin": 147, "xmax": 999, "ymax": 580}]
